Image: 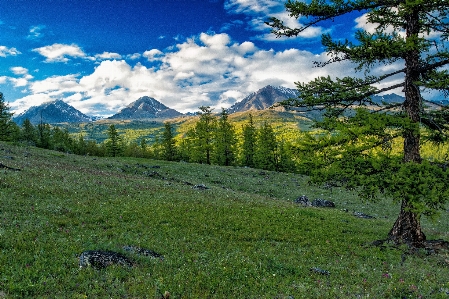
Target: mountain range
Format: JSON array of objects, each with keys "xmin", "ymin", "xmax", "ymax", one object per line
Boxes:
[{"xmin": 13, "ymin": 85, "xmax": 435, "ymax": 125}]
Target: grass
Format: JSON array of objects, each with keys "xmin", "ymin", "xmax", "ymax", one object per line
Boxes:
[{"xmin": 0, "ymin": 141, "xmax": 448, "ymax": 298}]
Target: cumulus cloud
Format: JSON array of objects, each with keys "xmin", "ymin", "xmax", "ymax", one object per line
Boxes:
[
  {"xmin": 10, "ymin": 67, "xmax": 29, "ymax": 75},
  {"xmin": 143, "ymin": 49, "xmax": 164, "ymax": 61},
  {"xmin": 8, "ymin": 67, "xmax": 34, "ymax": 88},
  {"xmin": 33, "ymin": 43, "xmax": 86, "ymax": 62},
  {"xmin": 0, "ymin": 46, "xmax": 21, "ymax": 57},
  {"xmin": 127, "ymin": 53, "xmax": 141, "ymax": 60},
  {"xmin": 94, "ymin": 52, "xmax": 122, "ymax": 60},
  {"xmin": 10, "ymin": 32, "xmax": 362, "ymax": 117}
]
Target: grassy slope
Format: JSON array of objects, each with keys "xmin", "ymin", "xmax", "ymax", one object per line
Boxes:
[{"xmin": 0, "ymin": 142, "xmax": 448, "ymax": 298}]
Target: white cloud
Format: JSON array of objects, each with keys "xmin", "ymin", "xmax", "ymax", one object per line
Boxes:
[
  {"xmin": 7, "ymin": 67, "xmax": 34, "ymax": 88},
  {"xmin": 94, "ymin": 52, "xmax": 122, "ymax": 60},
  {"xmin": 224, "ymin": 1, "xmax": 323, "ymax": 41},
  {"xmin": 224, "ymin": 0, "xmax": 280, "ymax": 14},
  {"xmin": 143, "ymin": 49, "xmax": 163, "ymax": 61},
  {"xmin": 10, "ymin": 32, "xmax": 367, "ymax": 116},
  {"xmin": 10, "ymin": 67, "xmax": 29, "ymax": 75},
  {"xmin": 33, "ymin": 43, "xmax": 86, "ymax": 62},
  {"xmin": 127, "ymin": 53, "xmax": 141, "ymax": 60},
  {"xmin": 28, "ymin": 25, "xmax": 46, "ymax": 39},
  {"xmin": 0, "ymin": 46, "xmax": 21, "ymax": 57}
]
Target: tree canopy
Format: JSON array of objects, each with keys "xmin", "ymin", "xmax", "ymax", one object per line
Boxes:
[{"xmin": 268, "ymin": 0, "xmax": 449, "ymax": 246}]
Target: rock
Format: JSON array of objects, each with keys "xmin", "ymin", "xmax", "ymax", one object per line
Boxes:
[
  {"xmin": 193, "ymin": 184, "xmax": 209, "ymax": 190},
  {"xmin": 294, "ymin": 195, "xmax": 311, "ymax": 206},
  {"xmin": 311, "ymin": 199, "xmax": 335, "ymax": 208},
  {"xmin": 310, "ymin": 267, "xmax": 330, "ymax": 275},
  {"xmin": 79, "ymin": 250, "xmax": 134, "ymax": 269},
  {"xmin": 353, "ymin": 211, "xmax": 375, "ymax": 219}
]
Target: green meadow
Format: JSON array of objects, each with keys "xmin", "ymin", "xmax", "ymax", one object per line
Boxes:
[{"xmin": 0, "ymin": 141, "xmax": 448, "ymax": 298}]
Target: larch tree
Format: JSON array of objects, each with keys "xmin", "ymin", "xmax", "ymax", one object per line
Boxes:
[
  {"xmin": 268, "ymin": 0, "xmax": 449, "ymax": 246},
  {"xmin": 241, "ymin": 113, "xmax": 257, "ymax": 167},
  {"xmin": 162, "ymin": 122, "xmax": 178, "ymax": 161},
  {"xmin": 213, "ymin": 108, "xmax": 237, "ymax": 166},
  {"xmin": 105, "ymin": 124, "xmax": 123, "ymax": 157},
  {"xmin": 254, "ymin": 122, "xmax": 278, "ymax": 171},
  {"xmin": 190, "ymin": 106, "xmax": 217, "ymax": 164},
  {"xmin": 0, "ymin": 92, "xmax": 15, "ymax": 141}
]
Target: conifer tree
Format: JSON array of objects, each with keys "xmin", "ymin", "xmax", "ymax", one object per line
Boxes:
[
  {"xmin": 105, "ymin": 124, "xmax": 123, "ymax": 157},
  {"xmin": 213, "ymin": 108, "xmax": 236, "ymax": 166},
  {"xmin": 162, "ymin": 122, "xmax": 178, "ymax": 161},
  {"xmin": 241, "ymin": 114, "xmax": 257, "ymax": 167},
  {"xmin": 37, "ymin": 122, "xmax": 52, "ymax": 149},
  {"xmin": 268, "ymin": 0, "xmax": 449, "ymax": 246},
  {"xmin": 21, "ymin": 119, "xmax": 37, "ymax": 145},
  {"xmin": 190, "ymin": 106, "xmax": 217, "ymax": 164},
  {"xmin": 254, "ymin": 122, "xmax": 277, "ymax": 171},
  {"xmin": 0, "ymin": 92, "xmax": 15, "ymax": 141}
]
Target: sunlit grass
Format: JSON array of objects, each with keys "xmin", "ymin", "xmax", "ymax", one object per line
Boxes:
[{"xmin": 0, "ymin": 142, "xmax": 448, "ymax": 298}]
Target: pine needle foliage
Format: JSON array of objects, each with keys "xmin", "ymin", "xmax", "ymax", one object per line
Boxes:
[{"xmin": 267, "ymin": 0, "xmax": 449, "ymax": 246}]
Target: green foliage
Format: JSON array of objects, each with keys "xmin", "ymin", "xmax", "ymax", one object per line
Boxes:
[
  {"xmin": 105, "ymin": 124, "xmax": 123, "ymax": 157},
  {"xmin": 161, "ymin": 122, "xmax": 178, "ymax": 161},
  {"xmin": 36, "ymin": 123, "xmax": 52, "ymax": 149},
  {"xmin": 213, "ymin": 109, "xmax": 237, "ymax": 166},
  {"xmin": 0, "ymin": 92, "xmax": 15, "ymax": 142},
  {"xmin": 254, "ymin": 122, "xmax": 278, "ymax": 171},
  {"xmin": 20, "ymin": 119, "xmax": 37, "ymax": 145},
  {"xmin": 268, "ymin": 0, "xmax": 449, "ymax": 244},
  {"xmin": 187, "ymin": 106, "xmax": 217, "ymax": 164},
  {"xmin": 241, "ymin": 113, "xmax": 256, "ymax": 167}
]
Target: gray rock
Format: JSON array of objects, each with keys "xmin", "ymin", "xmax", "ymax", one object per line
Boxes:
[{"xmin": 311, "ymin": 199, "xmax": 335, "ymax": 208}]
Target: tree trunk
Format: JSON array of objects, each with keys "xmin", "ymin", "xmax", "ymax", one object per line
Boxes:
[
  {"xmin": 388, "ymin": 199, "xmax": 426, "ymax": 246},
  {"xmin": 388, "ymin": 6, "xmax": 426, "ymax": 246}
]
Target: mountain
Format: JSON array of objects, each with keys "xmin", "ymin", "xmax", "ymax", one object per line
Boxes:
[
  {"xmin": 227, "ymin": 85, "xmax": 299, "ymax": 114},
  {"xmin": 108, "ymin": 96, "xmax": 182, "ymax": 119},
  {"xmin": 370, "ymin": 93, "xmax": 405, "ymax": 104},
  {"xmin": 13, "ymin": 100, "xmax": 93, "ymax": 125}
]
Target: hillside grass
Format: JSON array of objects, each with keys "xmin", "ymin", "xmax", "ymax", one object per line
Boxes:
[{"xmin": 0, "ymin": 142, "xmax": 448, "ymax": 298}]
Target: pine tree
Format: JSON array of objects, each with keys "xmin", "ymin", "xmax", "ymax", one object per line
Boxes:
[
  {"xmin": 213, "ymin": 108, "xmax": 236, "ymax": 166},
  {"xmin": 105, "ymin": 124, "xmax": 122, "ymax": 157},
  {"xmin": 254, "ymin": 122, "xmax": 277, "ymax": 171},
  {"xmin": 37, "ymin": 122, "xmax": 52, "ymax": 149},
  {"xmin": 241, "ymin": 114, "xmax": 256, "ymax": 167},
  {"xmin": 190, "ymin": 106, "xmax": 217, "ymax": 164},
  {"xmin": 0, "ymin": 92, "xmax": 15, "ymax": 141},
  {"xmin": 21, "ymin": 119, "xmax": 37, "ymax": 145},
  {"xmin": 268, "ymin": 0, "xmax": 449, "ymax": 246},
  {"xmin": 161, "ymin": 122, "xmax": 178, "ymax": 161}
]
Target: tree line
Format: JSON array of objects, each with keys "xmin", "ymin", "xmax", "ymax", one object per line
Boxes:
[{"xmin": 0, "ymin": 96, "xmax": 297, "ymax": 172}]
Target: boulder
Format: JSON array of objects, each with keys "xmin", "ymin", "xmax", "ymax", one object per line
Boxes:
[{"xmin": 311, "ymin": 199, "xmax": 335, "ymax": 208}]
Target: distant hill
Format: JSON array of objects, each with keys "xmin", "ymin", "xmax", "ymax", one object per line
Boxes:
[
  {"xmin": 13, "ymin": 100, "xmax": 93, "ymax": 125},
  {"xmin": 108, "ymin": 96, "xmax": 182, "ymax": 120},
  {"xmin": 227, "ymin": 85, "xmax": 299, "ymax": 113}
]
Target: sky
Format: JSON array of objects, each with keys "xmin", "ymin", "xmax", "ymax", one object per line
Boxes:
[{"xmin": 0, "ymin": 0, "xmax": 403, "ymax": 117}]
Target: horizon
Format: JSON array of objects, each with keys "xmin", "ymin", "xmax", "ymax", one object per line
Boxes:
[{"xmin": 0, "ymin": 0, "xmax": 434, "ymax": 118}]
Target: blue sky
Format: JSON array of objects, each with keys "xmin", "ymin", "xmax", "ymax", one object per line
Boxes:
[{"xmin": 1, "ymin": 0, "xmax": 389, "ymax": 117}]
